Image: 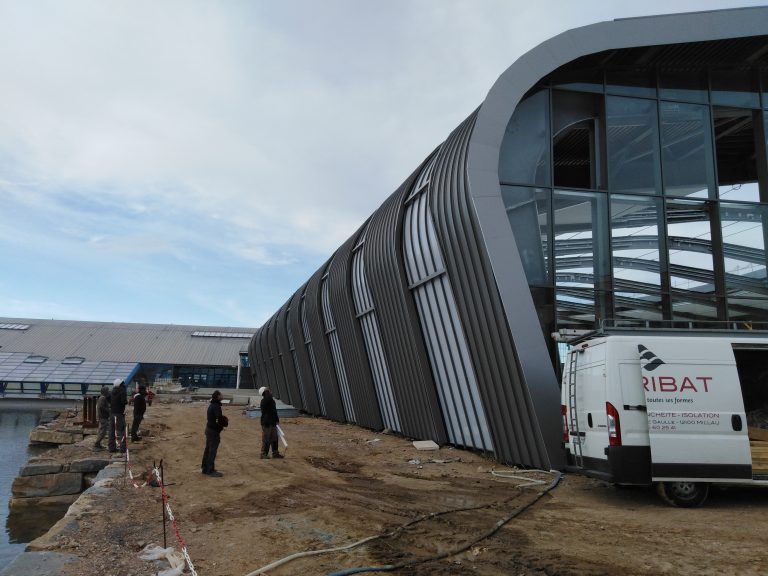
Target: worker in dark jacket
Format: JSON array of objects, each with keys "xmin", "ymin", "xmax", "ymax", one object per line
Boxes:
[
  {"xmin": 130, "ymin": 385, "xmax": 148, "ymax": 441},
  {"xmin": 201, "ymin": 390, "xmax": 228, "ymax": 476},
  {"xmin": 108, "ymin": 378, "xmax": 128, "ymax": 453},
  {"xmin": 93, "ymin": 385, "xmax": 111, "ymax": 451},
  {"xmin": 259, "ymin": 387, "xmax": 282, "ymax": 459}
]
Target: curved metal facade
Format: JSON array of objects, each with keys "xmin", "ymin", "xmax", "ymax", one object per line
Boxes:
[{"xmin": 249, "ymin": 8, "xmax": 768, "ymax": 469}]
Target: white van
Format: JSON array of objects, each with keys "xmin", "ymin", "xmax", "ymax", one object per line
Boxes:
[{"xmin": 561, "ymin": 328, "xmax": 768, "ymax": 506}]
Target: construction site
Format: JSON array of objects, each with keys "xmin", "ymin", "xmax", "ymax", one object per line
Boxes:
[{"xmin": 4, "ymin": 394, "xmax": 766, "ymax": 576}]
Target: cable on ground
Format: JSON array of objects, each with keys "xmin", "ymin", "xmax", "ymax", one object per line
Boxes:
[
  {"xmin": 324, "ymin": 470, "xmax": 562, "ymax": 576},
  {"xmin": 244, "ymin": 470, "xmax": 562, "ymax": 576}
]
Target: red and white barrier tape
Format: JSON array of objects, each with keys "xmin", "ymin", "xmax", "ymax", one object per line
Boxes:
[{"xmin": 154, "ymin": 465, "xmax": 198, "ymax": 576}]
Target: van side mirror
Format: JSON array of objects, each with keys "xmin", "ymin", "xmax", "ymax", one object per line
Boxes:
[{"xmin": 732, "ymin": 414, "xmax": 743, "ymax": 431}]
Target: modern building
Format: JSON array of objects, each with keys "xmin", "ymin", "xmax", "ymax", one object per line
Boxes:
[
  {"xmin": 250, "ymin": 8, "xmax": 768, "ymax": 470},
  {"xmin": 0, "ymin": 318, "xmax": 256, "ymax": 396}
]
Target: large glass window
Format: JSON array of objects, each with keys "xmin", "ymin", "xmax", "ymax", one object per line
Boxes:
[
  {"xmin": 720, "ymin": 202, "xmax": 768, "ymax": 302},
  {"xmin": 614, "ymin": 291, "xmax": 664, "ymax": 322},
  {"xmin": 499, "ymin": 90, "xmax": 551, "ymax": 186},
  {"xmin": 763, "ymin": 69, "xmax": 768, "ymax": 109},
  {"xmin": 711, "ymin": 69, "xmax": 760, "ymax": 109},
  {"xmin": 665, "ymin": 200, "xmax": 716, "ymax": 294},
  {"xmin": 607, "ymin": 96, "xmax": 661, "ymax": 194},
  {"xmin": 499, "ymin": 43, "xmax": 768, "ymax": 347},
  {"xmin": 671, "ymin": 294, "xmax": 720, "ymax": 321},
  {"xmin": 714, "ymin": 107, "xmax": 761, "ymax": 202},
  {"xmin": 501, "ymin": 186, "xmax": 550, "ymax": 285},
  {"xmin": 660, "ymin": 102, "xmax": 715, "ymax": 198},
  {"xmin": 610, "ymin": 195, "xmax": 663, "ymax": 289},
  {"xmin": 552, "ymin": 91, "xmax": 604, "ymax": 190},
  {"xmin": 553, "ymin": 190, "xmax": 610, "ymax": 291},
  {"xmin": 607, "ymin": 67, "xmax": 656, "ymax": 99},
  {"xmin": 659, "ymin": 68, "xmax": 708, "ymax": 104}
]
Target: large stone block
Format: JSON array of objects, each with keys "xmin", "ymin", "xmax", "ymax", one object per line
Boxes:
[
  {"xmin": 9, "ymin": 494, "xmax": 79, "ymax": 510},
  {"xmin": 12, "ymin": 473, "xmax": 83, "ymax": 498},
  {"xmin": 19, "ymin": 462, "xmax": 63, "ymax": 477},
  {"xmin": 29, "ymin": 429, "xmax": 81, "ymax": 445},
  {"xmin": 69, "ymin": 458, "xmax": 110, "ymax": 473}
]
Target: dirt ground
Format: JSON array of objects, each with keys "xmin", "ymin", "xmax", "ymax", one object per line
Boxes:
[{"xmin": 34, "ymin": 396, "xmax": 768, "ymax": 576}]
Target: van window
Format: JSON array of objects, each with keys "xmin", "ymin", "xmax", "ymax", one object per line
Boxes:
[{"xmin": 733, "ymin": 346, "xmax": 768, "ymax": 430}]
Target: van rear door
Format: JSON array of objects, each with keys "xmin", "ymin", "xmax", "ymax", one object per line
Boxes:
[{"xmin": 638, "ymin": 339, "xmax": 751, "ymax": 480}]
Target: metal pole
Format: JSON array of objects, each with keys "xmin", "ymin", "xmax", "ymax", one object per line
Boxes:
[{"xmin": 161, "ymin": 459, "xmax": 167, "ymax": 549}]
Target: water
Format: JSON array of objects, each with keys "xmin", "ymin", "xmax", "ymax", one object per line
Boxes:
[{"xmin": 0, "ymin": 401, "xmax": 75, "ymax": 570}]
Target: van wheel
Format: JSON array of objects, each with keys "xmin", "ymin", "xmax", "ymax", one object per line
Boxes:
[{"xmin": 656, "ymin": 481, "xmax": 709, "ymax": 507}]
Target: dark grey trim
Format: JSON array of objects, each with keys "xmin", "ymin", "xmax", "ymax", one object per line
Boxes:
[{"xmin": 653, "ymin": 462, "xmax": 752, "ymax": 480}]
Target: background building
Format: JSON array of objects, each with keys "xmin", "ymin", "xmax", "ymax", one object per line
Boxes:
[
  {"xmin": 0, "ymin": 318, "xmax": 256, "ymax": 396},
  {"xmin": 262, "ymin": 8, "xmax": 767, "ymax": 469}
]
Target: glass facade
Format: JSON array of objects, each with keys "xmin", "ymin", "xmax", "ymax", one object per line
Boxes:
[
  {"xmin": 137, "ymin": 363, "xmax": 238, "ymax": 388},
  {"xmin": 500, "ymin": 51, "xmax": 768, "ymax": 365}
]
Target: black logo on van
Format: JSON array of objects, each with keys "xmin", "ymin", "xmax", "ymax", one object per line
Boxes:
[{"xmin": 638, "ymin": 345, "xmax": 665, "ymax": 371}]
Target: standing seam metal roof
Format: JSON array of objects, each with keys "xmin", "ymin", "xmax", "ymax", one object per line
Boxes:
[{"xmin": 0, "ymin": 318, "xmax": 254, "ymax": 366}]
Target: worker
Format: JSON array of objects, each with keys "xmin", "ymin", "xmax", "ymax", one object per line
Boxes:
[
  {"xmin": 259, "ymin": 387, "xmax": 283, "ymax": 459},
  {"xmin": 130, "ymin": 385, "xmax": 148, "ymax": 441},
  {"xmin": 201, "ymin": 390, "xmax": 228, "ymax": 476},
  {"xmin": 93, "ymin": 385, "xmax": 111, "ymax": 450},
  {"xmin": 108, "ymin": 378, "xmax": 128, "ymax": 453}
]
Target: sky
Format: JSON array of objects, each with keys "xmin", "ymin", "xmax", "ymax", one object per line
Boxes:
[{"xmin": 0, "ymin": 0, "xmax": 765, "ymax": 329}]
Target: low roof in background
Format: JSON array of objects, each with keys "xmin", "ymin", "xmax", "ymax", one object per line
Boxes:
[
  {"xmin": 0, "ymin": 352, "xmax": 138, "ymax": 386},
  {"xmin": 0, "ymin": 318, "xmax": 256, "ymax": 367}
]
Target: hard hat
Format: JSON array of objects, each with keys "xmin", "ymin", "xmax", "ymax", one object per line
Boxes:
[
  {"xmin": 113, "ymin": 378, "xmax": 124, "ymax": 387},
  {"xmin": 258, "ymin": 387, "xmax": 267, "ymax": 396}
]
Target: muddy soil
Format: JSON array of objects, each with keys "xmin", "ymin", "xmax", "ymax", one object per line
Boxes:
[{"xmin": 39, "ymin": 398, "xmax": 768, "ymax": 576}]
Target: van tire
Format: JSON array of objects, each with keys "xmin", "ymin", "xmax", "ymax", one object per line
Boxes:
[{"xmin": 656, "ymin": 481, "xmax": 709, "ymax": 507}]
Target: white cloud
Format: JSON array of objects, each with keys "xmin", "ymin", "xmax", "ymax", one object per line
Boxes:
[{"xmin": 0, "ymin": 0, "xmax": 763, "ymax": 325}]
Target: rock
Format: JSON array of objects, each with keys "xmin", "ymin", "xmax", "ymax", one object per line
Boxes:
[
  {"xmin": 29, "ymin": 429, "xmax": 81, "ymax": 445},
  {"xmin": 12, "ymin": 472, "xmax": 83, "ymax": 498},
  {"xmin": 19, "ymin": 462, "xmax": 64, "ymax": 477},
  {"xmin": 69, "ymin": 458, "xmax": 111, "ymax": 473},
  {"xmin": 9, "ymin": 494, "xmax": 79, "ymax": 510}
]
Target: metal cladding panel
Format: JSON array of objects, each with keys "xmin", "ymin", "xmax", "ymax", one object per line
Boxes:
[
  {"xmin": 258, "ymin": 317, "xmax": 275, "ymax": 392},
  {"xmin": 267, "ymin": 314, "xmax": 286, "ymax": 400},
  {"xmin": 276, "ymin": 301, "xmax": 302, "ymax": 409},
  {"xmin": 304, "ymin": 263, "xmax": 345, "ymax": 421},
  {"xmin": 249, "ymin": 327, "xmax": 267, "ymax": 389},
  {"xmin": 365, "ymin": 165, "xmax": 448, "ymax": 445},
  {"xmin": 430, "ymin": 112, "xmax": 558, "ymax": 469},
  {"xmin": 352, "ymin": 233, "xmax": 401, "ymax": 431},
  {"xmin": 328, "ymin": 226, "xmax": 384, "ymax": 431},
  {"xmin": 289, "ymin": 286, "xmax": 322, "ymax": 414},
  {"xmin": 322, "ymin": 274, "xmax": 356, "ymax": 423},
  {"xmin": 404, "ymin": 185, "xmax": 494, "ymax": 453}
]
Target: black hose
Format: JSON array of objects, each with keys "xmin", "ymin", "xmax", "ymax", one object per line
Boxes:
[{"xmin": 326, "ymin": 471, "xmax": 563, "ymax": 576}]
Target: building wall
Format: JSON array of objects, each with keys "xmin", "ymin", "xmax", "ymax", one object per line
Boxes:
[{"xmin": 250, "ymin": 8, "xmax": 768, "ymax": 469}]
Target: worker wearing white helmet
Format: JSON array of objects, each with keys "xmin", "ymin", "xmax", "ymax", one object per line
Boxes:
[
  {"xmin": 259, "ymin": 387, "xmax": 282, "ymax": 459},
  {"xmin": 108, "ymin": 378, "xmax": 127, "ymax": 453}
]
